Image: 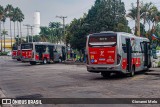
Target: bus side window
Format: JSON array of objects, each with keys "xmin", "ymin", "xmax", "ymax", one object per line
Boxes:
[
  {"xmin": 122, "ymin": 43, "xmax": 127, "ymax": 53},
  {"xmin": 46, "ymin": 46, "xmax": 49, "ymax": 53},
  {"xmin": 140, "ymin": 42, "xmax": 144, "ymax": 53},
  {"xmin": 35, "ymin": 45, "xmax": 39, "ymax": 53},
  {"xmin": 54, "ymin": 46, "xmax": 57, "ymax": 52},
  {"xmin": 42, "ymin": 45, "xmax": 46, "ymax": 53},
  {"xmin": 121, "ymin": 36, "xmax": 127, "ymax": 53}
]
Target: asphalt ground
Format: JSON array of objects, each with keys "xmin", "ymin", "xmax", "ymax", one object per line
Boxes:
[{"xmin": 0, "ymin": 56, "xmax": 160, "ymax": 107}]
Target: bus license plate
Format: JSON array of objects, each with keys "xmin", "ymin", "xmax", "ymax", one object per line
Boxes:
[{"xmin": 99, "ymin": 58, "xmax": 105, "ymax": 61}]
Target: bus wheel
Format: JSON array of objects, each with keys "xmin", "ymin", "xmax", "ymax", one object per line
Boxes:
[
  {"xmin": 17, "ymin": 58, "xmax": 21, "ymax": 61},
  {"xmin": 101, "ymin": 72, "xmax": 110, "ymax": 78},
  {"xmin": 128, "ymin": 66, "xmax": 135, "ymax": 77},
  {"xmin": 30, "ymin": 61, "xmax": 36, "ymax": 65},
  {"xmin": 59, "ymin": 57, "xmax": 62, "ymax": 63},
  {"xmin": 43, "ymin": 58, "xmax": 47, "ymax": 64}
]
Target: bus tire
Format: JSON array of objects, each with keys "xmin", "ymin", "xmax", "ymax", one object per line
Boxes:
[
  {"xmin": 17, "ymin": 58, "xmax": 21, "ymax": 61},
  {"xmin": 43, "ymin": 58, "xmax": 47, "ymax": 64},
  {"xmin": 30, "ymin": 61, "xmax": 36, "ymax": 65},
  {"xmin": 128, "ymin": 66, "xmax": 135, "ymax": 77},
  {"xmin": 59, "ymin": 57, "xmax": 62, "ymax": 63},
  {"xmin": 101, "ymin": 72, "xmax": 110, "ymax": 78}
]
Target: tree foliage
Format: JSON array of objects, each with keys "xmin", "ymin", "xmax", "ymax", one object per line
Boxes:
[
  {"xmin": 67, "ymin": 0, "xmax": 128, "ymax": 51},
  {"xmin": 39, "ymin": 22, "xmax": 63, "ymax": 44}
]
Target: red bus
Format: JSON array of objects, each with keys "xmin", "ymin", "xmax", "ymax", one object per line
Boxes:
[
  {"xmin": 86, "ymin": 32, "xmax": 151, "ymax": 77},
  {"xmin": 16, "ymin": 46, "xmax": 21, "ymax": 61},
  {"xmin": 12, "ymin": 46, "xmax": 17, "ymax": 59},
  {"xmin": 12, "ymin": 46, "xmax": 21, "ymax": 61},
  {"xmin": 21, "ymin": 42, "xmax": 66, "ymax": 65}
]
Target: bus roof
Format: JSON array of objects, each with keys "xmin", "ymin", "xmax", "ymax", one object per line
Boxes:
[
  {"xmin": 21, "ymin": 42, "xmax": 66, "ymax": 46},
  {"xmin": 88, "ymin": 32, "xmax": 149, "ymax": 41}
]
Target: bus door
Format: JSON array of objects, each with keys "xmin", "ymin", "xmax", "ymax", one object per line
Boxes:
[
  {"xmin": 35, "ymin": 45, "xmax": 44, "ymax": 60},
  {"xmin": 39, "ymin": 45, "xmax": 43, "ymax": 60},
  {"xmin": 53, "ymin": 45, "xmax": 59, "ymax": 62},
  {"xmin": 126, "ymin": 38, "xmax": 132, "ymax": 72},
  {"xmin": 62, "ymin": 46, "xmax": 66, "ymax": 61},
  {"xmin": 141, "ymin": 42, "xmax": 151, "ymax": 68},
  {"xmin": 48, "ymin": 45, "xmax": 54, "ymax": 60}
]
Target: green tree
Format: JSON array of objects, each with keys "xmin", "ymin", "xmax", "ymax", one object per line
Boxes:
[
  {"xmin": 0, "ymin": 5, "xmax": 4, "ymax": 52},
  {"xmin": 1, "ymin": 30, "xmax": 8, "ymax": 52},
  {"xmin": 5, "ymin": 4, "xmax": 14, "ymax": 48},
  {"xmin": 117, "ymin": 23, "xmax": 131, "ymax": 33},
  {"xmin": 67, "ymin": 17, "xmax": 88, "ymax": 57},
  {"xmin": 140, "ymin": 2, "xmax": 153, "ymax": 31},
  {"xmin": 67, "ymin": 0, "xmax": 128, "ymax": 53},
  {"xmin": 49, "ymin": 22, "xmax": 63, "ymax": 43},
  {"xmin": 127, "ymin": 3, "xmax": 138, "ymax": 35},
  {"xmin": 17, "ymin": 9, "xmax": 24, "ymax": 43},
  {"xmin": 14, "ymin": 7, "xmax": 22, "ymax": 45},
  {"xmin": 39, "ymin": 26, "xmax": 50, "ymax": 42},
  {"xmin": 140, "ymin": 23, "xmax": 146, "ymax": 37},
  {"xmin": 39, "ymin": 22, "xmax": 63, "ymax": 43},
  {"xmin": 11, "ymin": 8, "xmax": 17, "ymax": 43},
  {"xmin": 86, "ymin": 0, "xmax": 127, "ymax": 32}
]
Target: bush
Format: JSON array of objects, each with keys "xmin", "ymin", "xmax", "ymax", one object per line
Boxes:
[
  {"xmin": 0, "ymin": 52, "xmax": 8, "ymax": 56},
  {"xmin": 156, "ymin": 46, "xmax": 160, "ymax": 50}
]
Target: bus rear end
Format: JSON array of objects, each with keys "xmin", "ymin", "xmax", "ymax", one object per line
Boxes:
[
  {"xmin": 16, "ymin": 46, "xmax": 21, "ymax": 61},
  {"xmin": 12, "ymin": 46, "xmax": 17, "ymax": 59},
  {"xmin": 21, "ymin": 43, "xmax": 33, "ymax": 62},
  {"xmin": 86, "ymin": 32, "xmax": 121, "ymax": 76}
]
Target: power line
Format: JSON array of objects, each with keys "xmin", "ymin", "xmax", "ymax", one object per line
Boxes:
[
  {"xmin": 23, "ymin": 24, "xmax": 31, "ymax": 43},
  {"xmin": 24, "ymin": 25, "xmax": 34, "ymax": 42}
]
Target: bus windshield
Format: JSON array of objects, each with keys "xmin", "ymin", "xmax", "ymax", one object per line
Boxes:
[
  {"xmin": 12, "ymin": 46, "xmax": 17, "ymax": 50},
  {"xmin": 21, "ymin": 44, "xmax": 33, "ymax": 50},
  {"xmin": 88, "ymin": 34, "xmax": 117, "ymax": 47}
]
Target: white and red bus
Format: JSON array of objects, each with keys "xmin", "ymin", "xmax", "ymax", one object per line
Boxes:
[
  {"xmin": 12, "ymin": 46, "xmax": 17, "ymax": 59},
  {"xmin": 21, "ymin": 42, "xmax": 66, "ymax": 65},
  {"xmin": 12, "ymin": 46, "xmax": 21, "ymax": 61},
  {"xmin": 86, "ymin": 31, "xmax": 151, "ymax": 77},
  {"xmin": 16, "ymin": 46, "xmax": 21, "ymax": 61}
]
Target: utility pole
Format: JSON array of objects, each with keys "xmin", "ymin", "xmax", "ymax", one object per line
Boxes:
[
  {"xmin": 56, "ymin": 16, "xmax": 67, "ymax": 43},
  {"xmin": 56, "ymin": 15, "xmax": 67, "ymax": 60},
  {"xmin": 113, "ymin": 0, "xmax": 116, "ymax": 31},
  {"xmin": 10, "ymin": 20, "xmax": 12, "ymax": 49},
  {"xmin": 23, "ymin": 24, "xmax": 30, "ymax": 43},
  {"xmin": 137, "ymin": 0, "xmax": 140, "ymax": 36},
  {"xmin": 30, "ymin": 26, "xmax": 34, "ymax": 42}
]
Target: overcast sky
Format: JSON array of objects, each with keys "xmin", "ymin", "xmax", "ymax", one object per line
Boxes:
[{"xmin": 0, "ymin": 0, "xmax": 160, "ymax": 35}]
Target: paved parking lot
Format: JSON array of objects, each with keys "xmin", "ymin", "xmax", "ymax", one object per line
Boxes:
[{"xmin": 0, "ymin": 56, "xmax": 160, "ymax": 107}]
